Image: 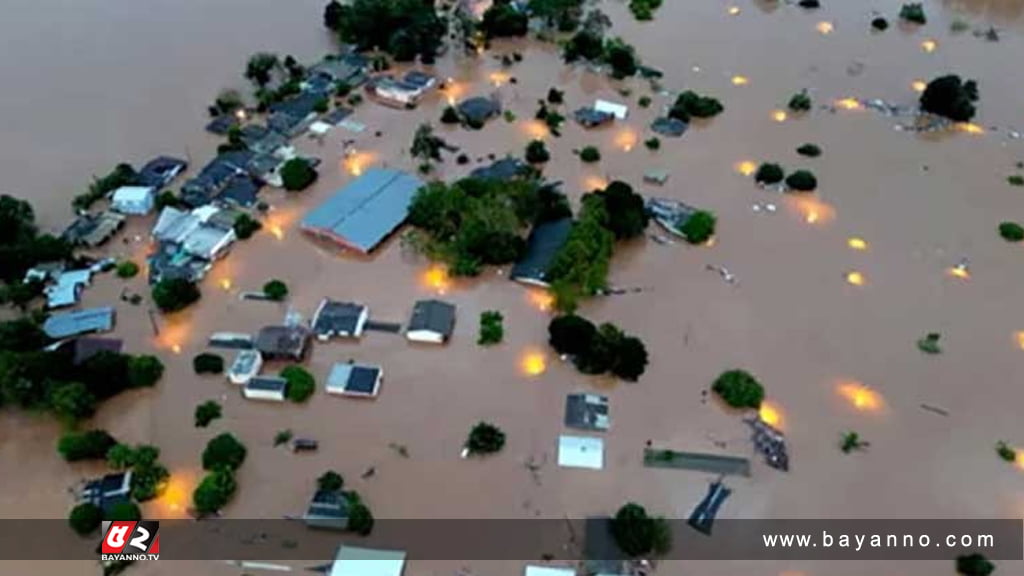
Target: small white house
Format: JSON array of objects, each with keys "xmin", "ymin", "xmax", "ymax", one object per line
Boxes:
[
  {"xmin": 243, "ymin": 376, "xmax": 287, "ymax": 402},
  {"xmin": 405, "ymin": 300, "xmax": 456, "ymax": 344},
  {"xmin": 594, "ymin": 99, "xmax": 629, "ymax": 120},
  {"xmin": 111, "ymin": 186, "xmax": 156, "ymax": 215},
  {"xmin": 558, "ymin": 435, "xmax": 605, "ymax": 470},
  {"xmin": 228, "ymin": 350, "xmax": 263, "ymax": 385},
  {"xmin": 326, "ymin": 363, "xmax": 383, "ymax": 398}
]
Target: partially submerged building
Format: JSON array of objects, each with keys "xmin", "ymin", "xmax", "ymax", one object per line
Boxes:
[
  {"xmin": 70, "ymin": 337, "xmax": 124, "ymax": 366},
  {"xmin": 62, "ymin": 211, "xmax": 126, "ymax": 248},
  {"xmin": 646, "ymin": 198, "xmax": 698, "ymax": 239},
  {"xmin": 565, "ymin": 393, "xmax": 610, "ymax": 432},
  {"xmin": 457, "ymin": 96, "xmax": 502, "ymax": 127},
  {"xmin": 136, "ymin": 156, "xmax": 188, "ymax": 188},
  {"xmin": 268, "ymin": 91, "xmax": 327, "ymax": 137},
  {"xmin": 303, "ymin": 488, "xmax": 352, "ymax": 530},
  {"xmin": 149, "ymin": 205, "xmax": 236, "ymax": 283},
  {"xmin": 181, "ymin": 151, "xmax": 259, "ymax": 208},
  {"xmin": 254, "ymin": 325, "xmax": 311, "ymax": 361},
  {"xmin": 574, "ymin": 107, "xmax": 615, "ymax": 128},
  {"xmin": 469, "ymin": 157, "xmax": 533, "ymax": 181},
  {"xmin": 311, "ymin": 300, "xmax": 369, "ymax": 341},
  {"xmin": 43, "ymin": 306, "xmax": 115, "ymax": 339},
  {"xmin": 557, "ymin": 435, "xmax": 605, "ymax": 470},
  {"xmin": 594, "ymin": 99, "xmax": 629, "ymax": 120},
  {"xmin": 510, "ymin": 217, "xmax": 573, "ymax": 287},
  {"xmin": 79, "ymin": 471, "xmax": 133, "ymax": 514},
  {"xmin": 326, "ymin": 362, "xmax": 383, "ymax": 398},
  {"xmin": 368, "ymin": 71, "xmax": 437, "ymax": 108},
  {"xmin": 301, "ymin": 169, "xmax": 422, "ymax": 254},
  {"xmin": 406, "ymin": 299, "xmax": 456, "ymax": 344},
  {"xmin": 308, "ymin": 52, "xmax": 369, "ymax": 89},
  {"xmin": 651, "ymin": 117, "xmax": 688, "ymax": 138},
  {"xmin": 111, "ymin": 186, "xmax": 156, "ymax": 215},
  {"xmin": 243, "ymin": 376, "xmax": 288, "ymax": 402},
  {"xmin": 228, "ymin": 349, "xmax": 263, "ymax": 385},
  {"xmin": 44, "ymin": 269, "xmax": 92, "ymax": 309}
]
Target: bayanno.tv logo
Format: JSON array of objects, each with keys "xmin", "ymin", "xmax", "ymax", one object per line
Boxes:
[{"xmin": 100, "ymin": 520, "xmax": 160, "ymax": 561}]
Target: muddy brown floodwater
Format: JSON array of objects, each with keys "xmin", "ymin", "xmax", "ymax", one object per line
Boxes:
[{"xmin": 3, "ymin": 0, "xmax": 1024, "ymax": 575}]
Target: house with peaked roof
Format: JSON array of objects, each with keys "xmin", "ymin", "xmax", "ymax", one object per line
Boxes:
[
  {"xmin": 406, "ymin": 300, "xmax": 456, "ymax": 344},
  {"xmin": 62, "ymin": 211, "xmax": 126, "ymax": 247},
  {"xmin": 111, "ymin": 186, "xmax": 156, "ymax": 215},
  {"xmin": 510, "ymin": 218, "xmax": 573, "ymax": 287},
  {"xmin": 303, "ymin": 488, "xmax": 352, "ymax": 530},
  {"xmin": 254, "ymin": 325, "xmax": 311, "ymax": 361},
  {"xmin": 311, "ymin": 300, "xmax": 369, "ymax": 341},
  {"xmin": 44, "ymin": 269, "xmax": 92, "ymax": 309},
  {"xmin": 136, "ymin": 156, "xmax": 188, "ymax": 188}
]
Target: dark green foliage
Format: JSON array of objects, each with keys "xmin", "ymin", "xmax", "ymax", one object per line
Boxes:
[
  {"xmin": 69, "ymin": 502, "xmax": 102, "ymax": 535},
  {"xmin": 193, "ymin": 353, "xmax": 225, "ymax": 375},
  {"xmin": 548, "ymin": 314, "xmax": 597, "ymax": 356},
  {"xmin": 548, "ymin": 196, "xmax": 615, "ymax": 312},
  {"xmin": 233, "ymin": 213, "xmax": 262, "ymax": 240},
  {"xmin": 348, "ymin": 500, "xmax": 375, "ymax": 535},
  {"xmin": 580, "ymin": 146, "xmax": 601, "ymax": 163},
  {"xmin": 638, "ymin": 96, "xmax": 652, "ymax": 108},
  {"xmin": 917, "ymin": 332, "xmax": 943, "ymax": 355},
  {"xmin": 130, "ymin": 446, "xmax": 168, "ymax": 502},
  {"xmin": 411, "ymin": 123, "xmax": 446, "ymax": 164},
  {"xmin": 999, "ymin": 222, "xmax": 1024, "ymax": 242},
  {"xmin": 466, "ymin": 422, "xmax": 506, "ymax": 455},
  {"xmin": 263, "ymin": 279, "xmax": 289, "ymax": 301},
  {"xmin": 920, "ymin": 75, "xmax": 979, "ymax": 122},
  {"xmin": 549, "ymin": 315, "xmax": 648, "ymax": 380},
  {"xmin": 202, "ymin": 433, "xmax": 247, "ymax": 471},
  {"xmin": 213, "ymin": 89, "xmax": 243, "ymax": 115},
  {"xmin": 195, "ymin": 401, "xmax": 223, "ymax": 428},
  {"xmin": 0, "ymin": 280, "xmax": 44, "ymax": 310},
  {"xmin": 281, "ymin": 158, "xmax": 318, "ymax": 191},
  {"xmin": 644, "ymin": 137, "xmax": 660, "ymax": 151},
  {"xmin": 330, "ymin": 0, "xmax": 445, "ymax": 61},
  {"xmin": 526, "ymin": 140, "xmax": 551, "ymax": 164},
  {"xmin": 478, "ymin": 311, "xmax": 505, "ymax": 345},
  {"xmin": 128, "ymin": 355, "xmax": 164, "ymax": 389},
  {"xmin": 996, "ymin": 441, "xmax": 1015, "ymax": 462},
  {"xmin": 788, "ymin": 90, "xmax": 812, "ymax": 112},
  {"xmin": 840, "ymin": 431, "xmax": 868, "ymax": 454},
  {"xmin": 899, "ymin": 3, "xmax": 927, "ymax": 25},
  {"xmin": 314, "ymin": 97, "xmax": 330, "ymax": 114},
  {"xmin": 563, "ymin": 29, "xmax": 604, "ymax": 62},
  {"xmin": 0, "ymin": 195, "xmax": 73, "ymax": 282},
  {"xmin": 679, "ymin": 210, "xmax": 717, "ymax": 245},
  {"xmin": 611, "ymin": 503, "xmax": 672, "ymax": 557},
  {"xmin": 317, "ymin": 470, "xmax": 345, "ymax": 492},
  {"xmin": 282, "ymin": 365, "xmax": 315, "ymax": 403},
  {"xmin": 592, "ymin": 181, "xmax": 649, "ymax": 240},
  {"xmin": 755, "ymin": 163, "xmax": 785, "ymax": 184},
  {"xmin": 324, "ymin": 1, "xmax": 344, "ymax": 30},
  {"xmin": 611, "ymin": 335, "xmax": 649, "ymax": 381},
  {"xmin": 1007, "ymin": 175, "xmax": 1024, "ymax": 187},
  {"xmin": 0, "ymin": 318, "xmax": 48, "ymax": 352},
  {"xmin": 956, "ymin": 554, "xmax": 995, "ymax": 576},
  {"xmin": 48, "ymin": 382, "xmax": 97, "ymax": 424},
  {"xmin": 152, "ymin": 278, "xmax": 200, "ymax": 312},
  {"xmin": 712, "ymin": 370, "xmax": 764, "ymax": 409},
  {"xmin": 547, "ymin": 88, "xmax": 565, "ymax": 104},
  {"xmin": 154, "ymin": 190, "xmax": 179, "ymax": 209},
  {"xmin": 441, "ymin": 106, "xmax": 460, "ymax": 124},
  {"xmin": 629, "ymin": 0, "xmax": 663, "ymax": 20},
  {"xmin": 669, "ymin": 91, "xmax": 724, "ymax": 122},
  {"xmin": 245, "ymin": 52, "xmax": 279, "ymax": 87},
  {"xmin": 785, "ymin": 170, "xmax": 818, "ymax": 192},
  {"xmin": 72, "ymin": 164, "xmax": 137, "ymax": 211},
  {"xmin": 871, "ymin": 17, "xmax": 889, "ymax": 31},
  {"xmin": 529, "ymin": 0, "xmax": 586, "ymax": 30},
  {"xmin": 796, "ymin": 143, "xmax": 822, "ymax": 157},
  {"xmin": 274, "ymin": 429, "xmax": 293, "ymax": 447},
  {"xmin": 106, "ymin": 444, "xmax": 137, "ymax": 470},
  {"xmin": 481, "ymin": 1, "xmax": 529, "ymax": 38},
  {"xmin": 798, "ymin": 0, "xmax": 820, "ymax": 8},
  {"xmin": 604, "ymin": 38, "xmax": 639, "ymax": 79},
  {"xmin": 115, "ymin": 261, "xmax": 139, "ymax": 279},
  {"xmin": 193, "ymin": 467, "xmax": 237, "ymax": 515},
  {"xmin": 58, "ymin": 430, "xmax": 117, "ymax": 462},
  {"xmin": 106, "ymin": 501, "xmax": 142, "ymax": 522}
]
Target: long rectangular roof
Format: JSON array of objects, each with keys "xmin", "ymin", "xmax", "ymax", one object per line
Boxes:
[
  {"xmin": 43, "ymin": 307, "xmax": 115, "ymax": 339},
  {"xmin": 302, "ymin": 169, "xmax": 422, "ymax": 253},
  {"xmin": 510, "ymin": 218, "xmax": 573, "ymax": 285}
]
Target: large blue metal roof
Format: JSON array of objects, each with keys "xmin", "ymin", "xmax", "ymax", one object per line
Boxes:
[{"xmin": 301, "ymin": 168, "xmax": 422, "ymax": 253}]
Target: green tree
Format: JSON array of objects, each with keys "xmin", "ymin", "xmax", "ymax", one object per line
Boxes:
[
  {"xmin": 106, "ymin": 444, "xmax": 137, "ymax": 470},
  {"xmin": 956, "ymin": 553, "xmax": 995, "ymax": 576},
  {"xmin": 441, "ymin": 106, "xmax": 460, "ymax": 124},
  {"xmin": 669, "ymin": 90, "xmax": 724, "ymax": 122},
  {"xmin": 899, "ymin": 3, "xmax": 927, "ymax": 24},
  {"xmin": 280, "ymin": 158, "xmax": 318, "ymax": 191},
  {"xmin": 611, "ymin": 335, "xmax": 649, "ymax": 381},
  {"xmin": 563, "ymin": 29, "xmax": 604, "ymax": 62},
  {"xmin": 478, "ymin": 311, "xmax": 505, "ymax": 345},
  {"xmin": 871, "ymin": 16, "xmax": 889, "ymax": 30},
  {"xmin": 330, "ymin": 0, "xmax": 445, "ymax": 61},
  {"xmin": 234, "ymin": 213, "xmax": 263, "ymax": 240},
  {"xmin": 481, "ymin": 1, "xmax": 529, "ymax": 38},
  {"xmin": 679, "ymin": 211, "xmax": 717, "ymax": 245},
  {"xmin": 466, "ymin": 422, "xmax": 506, "ymax": 455},
  {"xmin": 644, "ymin": 137, "xmax": 660, "ymax": 151},
  {"xmin": 712, "ymin": 370, "xmax": 765, "ymax": 409},
  {"xmin": 920, "ymin": 75, "xmax": 979, "ymax": 122},
  {"xmin": 580, "ymin": 146, "xmax": 601, "ymax": 163},
  {"xmin": 317, "ymin": 470, "xmax": 345, "ymax": 492},
  {"xmin": 755, "ymin": 163, "xmax": 785, "ymax": 185},
  {"xmin": 324, "ymin": 0, "xmax": 344, "ymax": 30},
  {"xmin": 152, "ymin": 278, "xmax": 201, "ymax": 312},
  {"xmin": 69, "ymin": 502, "xmax": 102, "ymax": 535},
  {"xmin": 592, "ymin": 181, "xmax": 649, "ymax": 239},
  {"xmin": 347, "ymin": 494, "xmax": 375, "ymax": 535},
  {"xmin": 193, "ymin": 353, "xmax": 225, "ymax": 375},
  {"xmin": 785, "ymin": 170, "xmax": 818, "ymax": 192},
  {"xmin": 547, "ymin": 197, "xmax": 615, "ymax": 311},
  {"xmin": 999, "ymin": 222, "xmax": 1024, "ymax": 242},
  {"xmin": 48, "ymin": 382, "xmax": 97, "ymax": 424},
  {"xmin": 529, "ymin": 0, "xmax": 584, "ymax": 29},
  {"xmin": 629, "ymin": 0, "xmax": 663, "ymax": 20},
  {"xmin": 106, "ymin": 501, "xmax": 142, "ymax": 521},
  {"xmin": 611, "ymin": 502, "xmax": 672, "ymax": 557},
  {"xmin": 548, "ymin": 315, "xmax": 597, "ymax": 356},
  {"xmin": 193, "ymin": 467, "xmax": 237, "ymax": 515},
  {"xmin": 0, "ymin": 318, "xmax": 48, "ymax": 352},
  {"xmin": 525, "ymin": 140, "xmax": 551, "ymax": 164},
  {"xmin": 58, "ymin": 430, "xmax": 117, "ymax": 462},
  {"xmin": 195, "ymin": 401, "xmax": 223, "ymax": 428},
  {"xmin": 202, "ymin": 433, "xmax": 247, "ymax": 471},
  {"xmin": 263, "ymin": 279, "xmax": 289, "ymax": 301},
  {"xmin": 282, "ymin": 365, "xmax": 316, "ymax": 403},
  {"xmin": 116, "ymin": 261, "xmax": 139, "ymax": 279},
  {"xmin": 996, "ymin": 441, "xmax": 1015, "ymax": 462},
  {"xmin": 788, "ymin": 90, "xmax": 812, "ymax": 112},
  {"xmin": 245, "ymin": 53, "xmax": 279, "ymax": 87},
  {"xmin": 128, "ymin": 355, "xmax": 164, "ymax": 388},
  {"xmin": 796, "ymin": 143, "xmax": 822, "ymax": 157},
  {"xmin": 604, "ymin": 37, "xmax": 638, "ymax": 79}
]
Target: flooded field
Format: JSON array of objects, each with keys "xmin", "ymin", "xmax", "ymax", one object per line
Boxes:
[{"xmin": 2, "ymin": 1, "xmax": 1024, "ymax": 575}]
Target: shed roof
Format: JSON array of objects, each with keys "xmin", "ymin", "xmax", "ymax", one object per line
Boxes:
[
  {"xmin": 457, "ymin": 97, "xmax": 501, "ymax": 123},
  {"xmin": 557, "ymin": 435, "xmax": 604, "ymax": 470},
  {"xmin": 45, "ymin": 269, "xmax": 92, "ymax": 309},
  {"xmin": 327, "ymin": 363, "xmax": 382, "ymax": 396},
  {"xmin": 330, "ymin": 546, "xmax": 406, "ymax": 576},
  {"xmin": 469, "ymin": 157, "xmax": 531, "ymax": 181},
  {"xmin": 301, "ymin": 169, "xmax": 422, "ymax": 253},
  {"xmin": 312, "ymin": 300, "xmax": 367, "ymax": 336},
  {"xmin": 43, "ymin": 307, "xmax": 115, "ymax": 339},
  {"xmin": 407, "ymin": 300, "xmax": 456, "ymax": 337},
  {"xmin": 112, "ymin": 186, "xmax": 155, "ymax": 204},
  {"xmin": 137, "ymin": 156, "xmax": 188, "ymax": 188},
  {"xmin": 510, "ymin": 218, "xmax": 573, "ymax": 286}
]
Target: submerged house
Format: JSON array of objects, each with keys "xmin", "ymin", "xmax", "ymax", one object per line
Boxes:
[
  {"xmin": 558, "ymin": 435, "xmax": 605, "ymax": 470},
  {"xmin": 44, "ymin": 269, "xmax": 92, "ymax": 309},
  {"xmin": 228, "ymin": 349, "xmax": 263, "ymax": 385},
  {"xmin": 111, "ymin": 186, "xmax": 156, "ymax": 215},
  {"xmin": 457, "ymin": 96, "xmax": 501, "ymax": 127},
  {"xmin": 469, "ymin": 157, "xmax": 532, "ymax": 181},
  {"xmin": 326, "ymin": 362, "xmax": 383, "ymax": 398},
  {"xmin": 243, "ymin": 376, "xmax": 288, "ymax": 402},
  {"xmin": 268, "ymin": 91, "xmax": 327, "ymax": 137},
  {"xmin": 406, "ymin": 299, "xmax": 456, "ymax": 344},
  {"xmin": 43, "ymin": 307, "xmax": 116, "ymax": 339},
  {"xmin": 368, "ymin": 71, "xmax": 437, "ymax": 108},
  {"xmin": 509, "ymin": 217, "xmax": 573, "ymax": 287},
  {"xmin": 62, "ymin": 211, "xmax": 126, "ymax": 248},
  {"xmin": 329, "ymin": 546, "xmax": 406, "ymax": 576},
  {"xmin": 646, "ymin": 198, "xmax": 698, "ymax": 239},
  {"xmin": 651, "ymin": 117, "xmax": 688, "ymax": 138},
  {"xmin": 574, "ymin": 107, "xmax": 615, "ymax": 128},
  {"xmin": 151, "ymin": 205, "xmax": 236, "ymax": 263},
  {"xmin": 181, "ymin": 151, "xmax": 257, "ymax": 208},
  {"xmin": 311, "ymin": 300, "xmax": 369, "ymax": 341},
  {"xmin": 308, "ymin": 52, "xmax": 369, "ymax": 89},
  {"xmin": 136, "ymin": 156, "xmax": 188, "ymax": 188},
  {"xmin": 301, "ymin": 169, "xmax": 422, "ymax": 254},
  {"xmin": 70, "ymin": 337, "xmax": 124, "ymax": 366},
  {"xmin": 303, "ymin": 488, "xmax": 352, "ymax": 530},
  {"xmin": 254, "ymin": 325, "xmax": 311, "ymax": 361},
  {"xmin": 79, "ymin": 471, "xmax": 133, "ymax": 514},
  {"xmin": 565, "ymin": 393, "xmax": 610, "ymax": 432}
]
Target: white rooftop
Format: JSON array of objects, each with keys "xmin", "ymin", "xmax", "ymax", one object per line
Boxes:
[
  {"xmin": 329, "ymin": 546, "xmax": 406, "ymax": 576},
  {"xmin": 594, "ymin": 99, "xmax": 629, "ymax": 120},
  {"xmin": 558, "ymin": 435, "xmax": 604, "ymax": 470},
  {"xmin": 525, "ymin": 567, "xmax": 576, "ymax": 576}
]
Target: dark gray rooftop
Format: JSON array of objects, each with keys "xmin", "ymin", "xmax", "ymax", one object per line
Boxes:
[
  {"xmin": 565, "ymin": 393, "xmax": 610, "ymax": 431},
  {"xmin": 254, "ymin": 325, "xmax": 310, "ymax": 359},
  {"xmin": 407, "ymin": 300, "xmax": 456, "ymax": 337},
  {"xmin": 469, "ymin": 157, "xmax": 531, "ymax": 181},
  {"xmin": 651, "ymin": 116, "xmax": 689, "ymax": 137},
  {"xmin": 247, "ymin": 376, "xmax": 287, "ymax": 392},
  {"xmin": 509, "ymin": 217, "xmax": 573, "ymax": 285},
  {"xmin": 312, "ymin": 300, "xmax": 366, "ymax": 337},
  {"xmin": 574, "ymin": 107, "xmax": 615, "ymax": 128},
  {"xmin": 457, "ymin": 96, "xmax": 501, "ymax": 124}
]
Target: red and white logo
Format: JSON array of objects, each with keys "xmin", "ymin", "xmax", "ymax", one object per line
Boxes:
[{"xmin": 101, "ymin": 521, "xmax": 160, "ymax": 560}]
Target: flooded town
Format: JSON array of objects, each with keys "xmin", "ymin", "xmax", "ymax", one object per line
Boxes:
[{"xmin": 2, "ymin": 1, "xmax": 1024, "ymax": 576}]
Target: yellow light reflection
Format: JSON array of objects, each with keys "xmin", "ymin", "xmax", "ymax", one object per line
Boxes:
[
  {"xmin": 155, "ymin": 470, "xmax": 197, "ymax": 517},
  {"xmin": 727, "ymin": 6, "xmax": 741, "ymax": 15},
  {"xmin": 947, "ymin": 265, "xmax": 970, "ymax": 280},
  {"xmin": 584, "ymin": 175, "xmax": 609, "ymax": 192},
  {"xmin": 615, "ymin": 129, "xmax": 638, "ymax": 152},
  {"xmin": 772, "ymin": 110, "xmax": 788, "ymax": 123},
  {"xmin": 735, "ymin": 161, "xmax": 757, "ymax": 176},
  {"xmin": 158, "ymin": 318, "xmax": 192, "ymax": 354},
  {"xmin": 1015, "ymin": 451, "xmax": 1024, "ymax": 471},
  {"xmin": 912, "ymin": 80, "xmax": 927, "ymax": 93},
  {"xmin": 522, "ymin": 119, "xmax": 550, "ymax": 140},
  {"xmin": 171, "ymin": 344, "xmax": 182, "ymax": 355},
  {"xmin": 846, "ymin": 271, "xmax": 866, "ymax": 286},
  {"xmin": 343, "ymin": 151, "xmax": 375, "ymax": 177},
  {"xmin": 816, "ymin": 21, "xmax": 834, "ymax": 35},
  {"xmin": 921, "ymin": 39, "xmax": 937, "ymax": 53},
  {"xmin": 789, "ymin": 196, "xmax": 835, "ymax": 226},
  {"xmin": 527, "ymin": 289, "xmax": 554, "ymax": 312},
  {"xmin": 805, "ymin": 211, "xmax": 819, "ymax": 224},
  {"xmin": 759, "ymin": 400, "xmax": 784, "ymax": 430},
  {"xmin": 270, "ymin": 225, "xmax": 284, "ymax": 240},
  {"xmin": 421, "ymin": 264, "xmax": 451, "ymax": 295},
  {"xmin": 489, "ymin": 71, "xmax": 511, "ymax": 88},
  {"xmin": 520, "ymin": 350, "xmax": 548, "ymax": 377},
  {"xmin": 837, "ymin": 381, "xmax": 884, "ymax": 412},
  {"xmin": 731, "ymin": 75, "xmax": 749, "ymax": 86},
  {"xmin": 835, "ymin": 98, "xmax": 863, "ymax": 111},
  {"xmin": 443, "ymin": 80, "xmax": 467, "ymax": 106},
  {"xmin": 220, "ymin": 278, "xmax": 232, "ymax": 291},
  {"xmin": 955, "ymin": 122, "xmax": 985, "ymax": 135},
  {"xmin": 1015, "ymin": 331, "xmax": 1024, "ymax": 351},
  {"xmin": 847, "ymin": 237, "xmax": 868, "ymax": 251}
]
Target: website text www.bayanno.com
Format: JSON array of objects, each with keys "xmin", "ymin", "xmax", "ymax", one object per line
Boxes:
[{"xmin": 763, "ymin": 530, "xmax": 995, "ymax": 552}]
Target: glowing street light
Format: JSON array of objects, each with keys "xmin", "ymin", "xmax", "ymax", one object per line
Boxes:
[
  {"xmin": 759, "ymin": 400, "xmax": 784, "ymax": 429},
  {"xmin": 837, "ymin": 381, "xmax": 884, "ymax": 412},
  {"xmin": 520, "ymin": 350, "xmax": 548, "ymax": 377},
  {"xmin": 911, "ymin": 80, "xmax": 927, "ymax": 93},
  {"xmin": 846, "ymin": 271, "xmax": 866, "ymax": 286},
  {"xmin": 921, "ymin": 39, "xmax": 938, "ymax": 53},
  {"xmin": 847, "ymin": 237, "xmax": 868, "ymax": 251},
  {"xmin": 735, "ymin": 161, "xmax": 757, "ymax": 177},
  {"xmin": 731, "ymin": 75, "xmax": 749, "ymax": 86},
  {"xmin": 421, "ymin": 264, "xmax": 451, "ymax": 295},
  {"xmin": 835, "ymin": 98, "xmax": 863, "ymax": 111},
  {"xmin": 955, "ymin": 123, "xmax": 985, "ymax": 135},
  {"xmin": 727, "ymin": 6, "xmax": 741, "ymax": 15},
  {"xmin": 816, "ymin": 21, "xmax": 835, "ymax": 35},
  {"xmin": 772, "ymin": 110, "xmax": 788, "ymax": 123}
]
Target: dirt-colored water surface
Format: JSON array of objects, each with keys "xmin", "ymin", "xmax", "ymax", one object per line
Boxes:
[{"xmin": 2, "ymin": 1, "xmax": 1024, "ymax": 575}]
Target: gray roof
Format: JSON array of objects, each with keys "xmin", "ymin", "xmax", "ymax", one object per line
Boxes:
[
  {"xmin": 72, "ymin": 337, "xmax": 124, "ymax": 365},
  {"xmin": 565, "ymin": 393, "xmax": 610, "ymax": 431},
  {"xmin": 407, "ymin": 300, "xmax": 456, "ymax": 337},
  {"xmin": 574, "ymin": 107, "xmax": 615, "ymax": 128},
  {"xmin": 312, "ymin": 300, "xmax": 367, "ymax": 337},
  {"xmin": 304, "ymin": 489, "xmax": 351, "ymax": 530},
  {"xmin": 43, "ymin": 307, "xmax": 115, "ymax": 339},
  {"xmin": 301, "ymin": 169, "xmax": 422, "ymax": 253},
  {"xmin": 136, "ymin": 156, "xmax": 188, "ymax": 188},
  {"xmin": 468, "ymin": 157, "xmax": 531, "ymax": 181},
  {"xmin": 254, "ymin": 325, "xmax": 310, "ymax": 359},
  {"xmin": 509, "ymin": 217, "xmax": 573, "ymax": 285},
  {"xmin": 651, "ymin": 116, "xmax": 688, "ymax": 137},
  {"xmin": 247, "ymin": 376, "xmax": 287, "ymax": 392},
  {"xmin": 457, "ymin": 97, "xmax": 501, "ymax": 123},
  {"xmin": 326, "ymin": 363, "xmax": 382, "ymax": 396}
]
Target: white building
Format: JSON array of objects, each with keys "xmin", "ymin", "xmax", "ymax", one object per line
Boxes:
[
  {"xmin": 329, "ymin": 546, "xmax": 406, "ymax": 576},
  {"xmin": 326, "ymin": 363, "xmax": 383, "ymax": 398},
  {"xmin": 557, "ymin": 435, "xmax": 605, "ymax": 470},
  {"xmin": 243, "ymin": 376, "xmax": 287, "ymax": 402},
  {"xmin": 111, "ymin": 186, "xmax": 156, "ymax": 215},
  {"xmin": 594, "ymin": 99, "xmax": 629, "ymax": 120},
  {"xmin": 405, "ymin": 300, "xmax": 456, "ymax": 344},
  {"xmin": 228, "ymin": 350, "xmax": 263, "ymax": 385}
]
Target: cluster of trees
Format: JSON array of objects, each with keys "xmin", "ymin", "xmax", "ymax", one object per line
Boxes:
[
  {"xmin": 1, "ymin": 327, "xmax": 164, "ymax": 424},
  {"xmin": 579, "ymin": 146, "xmax": 601, "ymax": 163},
  {"xmin": 72, "ymin": 163, "xmax": 137, "ymax": 211},
  {"xmin": 753, "ymin": 163, "xmax": 818, "ymax": 192},
  {"xmin": 323, "ymin": 0, "xmax": 445, "ymax": 63},
  {"xmin": 107, "ymin": 443, "xmax": 171, "ymax": 501},
  {"xmin": 407, "ymin": 176, "xmax": 571, "ymax": 276},
  {"xmin": 195, "ymin": 400, "xmax": 223, "ymax": 427},
  {"xmin": 281, "ymin": 365, "xmax": 316, "ymax": 402},
  {"xmin": 193, "ymin": 353, "xmax": 225, "ymax": 375},
  {"xmin": 69, "ymin": 499, "xmax": 142, "ymax": 535},
  {"xmin": 628, "ymin": 0, "xmax": 663, "ymax": 21},
  {"xmin": 668, "ymin": 91, "xmax": 725, "ymax": 122},
  {"xmin": 466, "ymin": 422, "xmax": 506, "ymax": 455},
  {"xmin": 678, "ymin": 211, "xmax": 717, "ymax": 245},
  {"xmin": 546, "ymin": 181, "xmax": 648, "ymax": 311},
  {"xmin": 315, "ymin": 471, "xmax": 375, "ymax": 535},
  {"xmin": 281, "ymin": 158, "xmax": 318, "ymax": 191},
  {"xmin": 0, "ymin": 195, "xmax": 72, "ymax": 287},
  {"xmin": 152, "ymin": 278, "xmax": 201, "ymax": 312},
  {"xmin": 116, "ymin": 261, "xmax": 139, "ymax": 279},
  {"xmin": 563, "ymin": 18, "xmax": 640, "ymax": 79},
  {"xmin": 956, "ymin": 554, "xmax": 995, "ymax": 576},
  {"xmin": 234, "ymin": 213, "xmax": 263, "ymax": 240},
  {"xmin": 481, "ymin": 0, "xmax": 529, "ymax": 38},
  {"xmin": 478, "ymin": 311, "xmax": 504, "ymax": 345},
  {"xmin": 529, "ymin": 0, "xmax": 586, "ymax": 31},
  {"xmin": 920, "ymin": 75, "xmax": 979, "ymax": 122},
  {"xmin": 194, "ymin": 433, "xmax": 247, "ymax": 515},
  {"xmin": 525, "ymin": 140, "xmax": 551, "ymax": 164},
  {"xmin": 548, "ymin": 315, "xmax": 649, "ymax": 381},
  {"xmin": 611, "ymin": 502, "xmax": 672, "ymax": 557},
  {"xmin": 411, "ymin": 123, "xmax": 450, "ymax": 171},
  {"xmin": 58, "ymin": 430, "xmax": 117, "ymax": 462},
  {"xmin": 712, "ymin": 369, "xmax": 765, "ymax": 409}
]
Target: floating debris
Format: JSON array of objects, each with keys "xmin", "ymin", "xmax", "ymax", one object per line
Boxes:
[
  {"xmin": 744, "ymin": 415, "xmax": 789, "ymax": 472},
  {"xmin": 948, "ymin": 257, "xmax": 971, "ymax": 280},
  {"xmin": 920, "ymin": 404, "xmax": 949, "ymax": 417},
  {"xmin": 706, "ymin": 264, "xmax": 737, "ymax": 285}
]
